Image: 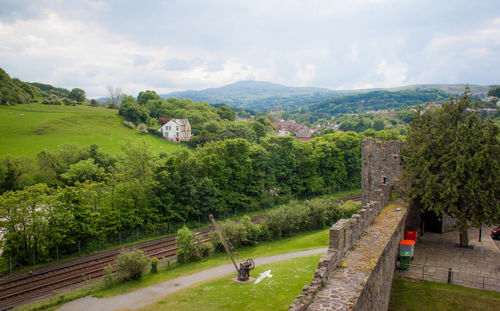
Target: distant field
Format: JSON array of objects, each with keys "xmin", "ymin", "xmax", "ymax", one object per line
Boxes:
[{"xmin": 0, "ymin": 104, "xmax": 180, "ymax": 157}]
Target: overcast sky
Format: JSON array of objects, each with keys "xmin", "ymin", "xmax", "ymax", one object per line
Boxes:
[{"xmin": 1, "ymin": 0, "xmax": 499, "ymax": 98}]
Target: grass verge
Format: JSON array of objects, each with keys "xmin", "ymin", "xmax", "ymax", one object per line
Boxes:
[
  {"xmin": 389, "ymin": 277, "xmax": 500, "ymax": 311},
  {"xmin": 139, "ymin": 254, "xmax": 323, "ymax": 311}
]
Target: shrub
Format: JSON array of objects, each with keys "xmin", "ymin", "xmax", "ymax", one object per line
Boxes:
[
  {"xmin": 123, "ymin": 120, "xmax": 135, "ymax": 129},
  {"xmin": 176, "ymin": 226, "xmax": 210, "ymax": 263},
  {"xmin": 116, "ymin": 249, "xmax": 151, "ymax": 280},
  {"xmin": 199, "ymin": 242, "xmax": 211, "ymax": 257},
  {"xmin": 238, "ymin": 216, "xmax": 261, "ymax": 245},
  {"xmin": 209, "ymin": 230, "xmax": 225, "ymax": 252},
  {"xmin": 338, "ymin": 200, "xmax": 360, "ymax": 218},
  {"xmin": 137, "ymin": 123, "xmax": 148, "ymax": 133},
  {"xmin": 151, "ymin": 257, "xmax": 159, "ymax": 274},
  {"xmin": 262, "ymin": 198, "xmax": 359, "ymax": 239},
  {"xmin": 221, "ymin": 221, "xmax": 248, "ymax": 247}
]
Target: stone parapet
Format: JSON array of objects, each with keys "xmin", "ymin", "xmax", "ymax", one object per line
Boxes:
[
  {"xmin": 305, "ymin": 203, "xmax": 407, "ymax": 310},
  {"xmin": 290, "ymin": 139, "xmax": 405, "ymax": 311}
]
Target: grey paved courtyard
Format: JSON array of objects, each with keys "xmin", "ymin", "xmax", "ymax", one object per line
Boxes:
[{"xmin": 396, "ymin": 225, "xmax": 500, "ymax": 291}]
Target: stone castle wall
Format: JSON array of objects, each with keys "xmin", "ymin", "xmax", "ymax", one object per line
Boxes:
[
  {"xmin": 290, "ymin": 139, "xmax": 405, "ymax": 311},
  {"xmin": 361, "ymin": 139, "xmax": 403, "ymax": 205}
]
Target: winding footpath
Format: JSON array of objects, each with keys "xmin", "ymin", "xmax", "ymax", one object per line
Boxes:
[{"xmin": 57, "ymin": 248, "xmax": 327, "ymax": 311}]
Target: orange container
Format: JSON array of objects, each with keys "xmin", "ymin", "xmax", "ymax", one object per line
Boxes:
[
  {"xmin": 405, "ymin": 230, "xmax": 417, "ymax": 242},
  {"xmin": 399, "ymin": 239, "xmax": 415, "ymax": 257}
]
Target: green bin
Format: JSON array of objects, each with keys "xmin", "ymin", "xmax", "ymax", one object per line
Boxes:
[{"xmin": 399, "ymin": 251, "xmax": 411, "ymax": 270}]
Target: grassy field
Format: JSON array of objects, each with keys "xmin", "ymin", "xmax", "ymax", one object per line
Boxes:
[
  {"xmin": 139, "ymin": 254, "xmax": 323, "ymax": 311},
  {"xmin": 389, "ymin": 277, "xmax": 500, "ymax": 311},
  {"xmin": 0, "ymin": 104, "xmax": 180, "ymax": 157}
]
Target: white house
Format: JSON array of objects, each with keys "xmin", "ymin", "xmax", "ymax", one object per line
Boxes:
[{"xmin": 158, "ymin": 119, "xmax": 191, "ymax": 142}]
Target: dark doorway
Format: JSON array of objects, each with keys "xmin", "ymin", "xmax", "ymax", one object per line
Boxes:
[{"xmin": 421, "ymin": 211, "xmax": 444, "ymax": 233}]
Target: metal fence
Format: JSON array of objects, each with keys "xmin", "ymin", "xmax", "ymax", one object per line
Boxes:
[
  {"xmin": 3, "ymin": 208, "xmax": 248, "ymax": 274},
  {"xmin": 6, "ymin": 221, "xmax": 193, "ymax": 274},
  {"xmin": 397, "ymin": 263, "xmax": 500, "ymax": 292}
]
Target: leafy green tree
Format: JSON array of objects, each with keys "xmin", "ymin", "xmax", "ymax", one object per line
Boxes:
[
  {"xmin": 0, "ymin": 156, "xmax": 35, "ymax": 193},
  {"xmin": 68, "ymin": 88, "xmax": 86, "ymax": 103},
  {"xmin": 137, "ymin": 90, "xmax": 160, "ymax": 106},
  {"xmin": 372, "ymin": 118, "xmax": 385, "ymax": 131},
  {"xmin": 60, "ymin": 158, "xmax": 106, "ymax": 185},
  {"xmin": 402, "ymin": 90, "xmax": 500, "ymax": 247},
  {"xmin": 216, "ymin": 105, "xmax": 236, "ymax": 121},
  {"xmin": 217, "ymin": 121, "xmax": 256, "ymax": 142},
  {"xmin": 252, "ymin": 121, "xmax": 266, "ymax": 142},
  {"xmin": 487, "ymin": 86, "xmax": 500, "ymax": 98},
  {"xmin": 113, "ymin": 140, "xmax": 160, "ymax": 228},
  {"xmin": 204, "ymin": 120, "xmax": 220, "ymax": 133},
  {"xmin": 119, "ymin": 97, "xmax": 150, "ymax": 124},
  {"xmin": 36, "ymin": 144, "xmax": 90, "ymax": 186},
  {"xmin": 0, "ymin": 184, "xmax": 74, "ymax": 264},
  {"xmin": 396, "ymin": 109, "xmax": 416, "ymax": 123}
]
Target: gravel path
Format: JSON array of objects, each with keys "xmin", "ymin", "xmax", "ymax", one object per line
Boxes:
[{"xmin": 58, "ymin": 248, "xmax": 327, "ymax": 311}]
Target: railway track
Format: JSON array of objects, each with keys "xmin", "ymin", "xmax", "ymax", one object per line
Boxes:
[{"xmin": 0, "ymin": 194, "xmax": 361, "ymax": 310}]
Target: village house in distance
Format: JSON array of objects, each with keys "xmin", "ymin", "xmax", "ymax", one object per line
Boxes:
[{"xmin": 158, "ymin": 118, "xmax": 191, "ymax": 142}]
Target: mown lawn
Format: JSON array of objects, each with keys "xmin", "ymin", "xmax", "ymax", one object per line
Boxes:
[
  {"xmin": 16, "ymin": 229, "xmax": 330, "ymax": 311},
  {"xmin": 0, "ymin": 104, "xmax": 179, "ymax": 157},
  {"xmin": 139, "ymin": 254, "xmax": 323, "ymax": 311},
  {"xmin": 94, "ymin": 228, "xmax": 330, "ymax": 298},
  {"xmin": 389, "ymin": 277, "xmax": 500, "ymax": 311}
]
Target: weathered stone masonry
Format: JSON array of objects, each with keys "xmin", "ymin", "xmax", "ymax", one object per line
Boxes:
[{"xmin": 290, "ymin": 139, "xmax": 406, "ymax": 311}]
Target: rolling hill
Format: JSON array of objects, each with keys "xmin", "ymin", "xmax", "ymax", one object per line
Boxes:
[
  {"xmin": 0, "ymin": 104, "xmax": 180, "ymax": 158},
  {"xmin": 161, "ymin": 80, "xmax": 358, "ymax": 110},
  {"xmin": 161, "ymin": 80, "xmax": 493, "ymax": 112}
]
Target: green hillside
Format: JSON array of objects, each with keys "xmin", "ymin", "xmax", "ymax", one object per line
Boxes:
[
  {"xmin": 0, "ymin": 68, "xmax": 43, "ymax": 105},
  {"xmin": 286, "ymin": 89, "xmax": 450, "ymax": 122},
  {"xmin": 162, "ymin": 80, "xmax": 356, "ymax": 110},
  {"xmin": 0, "ymin": 104, "xmax": 179, "ymax": 158}
]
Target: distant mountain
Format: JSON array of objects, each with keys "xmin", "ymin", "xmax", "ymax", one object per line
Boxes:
[
  {"xmin": 161, "ymin": 80, "xmax": 356, "ymax": 110},
  {"xmin": 161, "ymin": 80, "xmax": 493, "ymax": 111}
]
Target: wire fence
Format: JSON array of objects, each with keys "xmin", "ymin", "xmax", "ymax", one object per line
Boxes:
[
  {"xmin": 397, "ymin": 263, "xmax": 500, "ymax": 292},
  {"xmin": 5, "ymin": 221, "xmax": 193, "ymax": 274},
  {"xmin": 2, "ymin": 207, "xmax": 253, "ymax": 274}
]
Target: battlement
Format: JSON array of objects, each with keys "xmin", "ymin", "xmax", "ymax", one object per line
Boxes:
[{"xmin": 290, "ymin": 139, "xmax": 406, "ymax": 311}]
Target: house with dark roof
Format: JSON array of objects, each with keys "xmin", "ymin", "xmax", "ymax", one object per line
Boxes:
[{"xmin": 158, "ymin": 118, "xmax": 191, "ymax": 142}]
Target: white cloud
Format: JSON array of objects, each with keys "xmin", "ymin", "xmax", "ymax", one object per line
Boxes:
[
  {"xmin": 375, "ymin": 60, "xmax": 408, "ymax": 87},
  {"xmin": 426, "ymin": 17, "xmax": 500, "ymax": 53},
  {"xmin": 0, "ymin": 2, "xmax": 499, "ymax": 96},
  {"xmin": 0, "ymin": 10, "xmax": 275, "ymax": 97}
]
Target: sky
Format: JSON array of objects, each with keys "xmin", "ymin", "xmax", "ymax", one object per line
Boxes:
[{"xmin": 0, "ymin": 0, "xmax": 499, "ymax": 98}]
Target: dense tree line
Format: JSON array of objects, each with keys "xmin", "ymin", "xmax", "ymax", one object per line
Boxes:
[
  {"xmin": 0, "ymin": 68, "xmax": 87, "ymax": 106},
  {"xmin": 0, "ymin": 133, "xmax": 362, "ymax": 265},
  {"xmin": 286, "ymin": 89, "xmax": 449, "ymax": 123}
]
